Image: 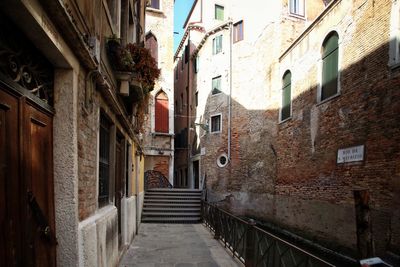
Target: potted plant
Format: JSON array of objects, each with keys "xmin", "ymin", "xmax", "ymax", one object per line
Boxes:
[
  {"xmin": 126, "ymin": 43, "xmax": 160, "ymax": 92},
  {"xmin": 106, "ymin": 38, "xmax": 135, "ymax": 95}
]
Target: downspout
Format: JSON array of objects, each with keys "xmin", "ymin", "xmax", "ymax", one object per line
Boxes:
[
  {"xmin": 187, "ymin": 30, "xmax": 191, "ymax": 188},
  {"xmin": 228, "ymin": 21, "xmax": 233, "ymax": 162},
  {"xmin": 135, "ymin": 151, "xmax": 140, "ymax": 234}
]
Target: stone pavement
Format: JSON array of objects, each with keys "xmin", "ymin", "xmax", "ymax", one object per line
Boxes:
[{"xmin": 119, "ymin": 223, "xmax": 242, "ymax": 267}]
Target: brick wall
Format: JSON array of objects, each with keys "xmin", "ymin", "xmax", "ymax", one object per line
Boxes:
[
  {"xmin": 152, "ymin": 156, "xmax": 170, "ymax": 179},
  {"xmin": 275, "ymin": 0, "xmax": 400, "ymax": 255},
  {"xmin": 77, "ymin": 70, "xmax": 99, "ymax": 220},
  {"xmin": 200, "ymin": 0, "xmax": 400, "ymax": 258}
]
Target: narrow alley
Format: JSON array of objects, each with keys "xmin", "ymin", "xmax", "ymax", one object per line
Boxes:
[
  {"xmin": 119, "ymin": 223, "xmax": 241, "ymax": 267},
  {"xmin": 0, "ymin": 0, "xmax": 399, "ymax": 266}
]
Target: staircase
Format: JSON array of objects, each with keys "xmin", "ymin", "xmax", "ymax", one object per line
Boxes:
[{"xmin": 141, "ymin": 188, "xmax": 202, "ymax": 223}]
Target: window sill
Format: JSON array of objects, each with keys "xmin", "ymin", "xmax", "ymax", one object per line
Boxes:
[
  {"xmin": 152, "ymin": 132, "xmax": 174, "ymax": 137},
  {"xmin": 279, "ymin": 116, "xmax": 292, "ymax": 124},
  {"xmin": 288, "ymin": 13, "xmax": 306, "ymax": 20},
  {"xmin": 317, "ymin": 92, "xmax": 341, "ymax": 106},
  {"xmin": 210, "ymin": 131, "xmax": 221, "ymax": 134},
  {"xmin": 389, "ymin": 61, "xmax": 400, "ymax": 70},
  {"xmin": 146, "ymin": 7, "xmax": 163, "ymax": 14},
  {"xmin": 211, "ymin": 92, "xmax": 222, "ymax": 97}
]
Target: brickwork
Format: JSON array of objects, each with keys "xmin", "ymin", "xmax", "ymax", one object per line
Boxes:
[
  {"xmin": 77, "ymin": 71, "xmax": 99, "ymax": 220},
  {"xmin": 275, "ymin": 0, "xmax": 400, "ymax": 255},
  {"xmin": 179, "ymin": 0, "xmax": 400, "ymax": 261},
  {"xmin": 152, "ymin": 156, "xmax": 170, "ymax": 179}
]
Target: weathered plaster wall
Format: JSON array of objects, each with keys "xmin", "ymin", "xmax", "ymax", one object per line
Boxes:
[{"xmin": 79, "ymin": 206, "xmax": 119, "ymax": 267}]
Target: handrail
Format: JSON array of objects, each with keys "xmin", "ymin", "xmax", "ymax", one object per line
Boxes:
[{"xmin": 201, "ymin": 200, "xmax": 336, "ymax": 267}]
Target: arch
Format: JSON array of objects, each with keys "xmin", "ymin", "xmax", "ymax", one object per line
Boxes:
[
  {"xmin": 321, "ymin": 31, "xmax": 339, "ymax": 101},
  {"xmin": 145, "ymin": 31, "xmax": 158, "ymax": 65},
  {"xmin": 155, "ymin": 90, "xmax": 169, "ymax": 133}
]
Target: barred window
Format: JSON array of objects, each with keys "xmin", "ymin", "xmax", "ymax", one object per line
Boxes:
[{"xmin": 99, "ymin": 113, "xmax": 111, "ymax": 206}]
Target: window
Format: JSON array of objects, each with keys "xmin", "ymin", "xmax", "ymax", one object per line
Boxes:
[
  {"xmin": 145, "ymin": 32, "xmax": 158, "ymax": 65},
  {"xmin": 195, "ymin": 91, "xmax": 198, "ymax": 107},
  {"xmin": 289, "ymin": 0, "xmax": 305, "ymax": 17},
  {"xmin": 210, "ymin": 114, "xmax": 221, "ymax": 133},
  {"xmin": 148, "ymin": 0, "xmax": 160, "ymax": 9},
  {"xmin": 99, "ymin": 113, "xmax": 111, "ymax": 206},
  {"xmin": 217, "ymin": 153, "xmax": 228, "ymax": 167},
  {"xmin": 181, "ymin": 55, "xmax": 184, "ymax": 70},
  {"xmin": 194, "ymin": 55, "xmax": 199, "ymax": 73},
  {"xmin": 281, "ymin": 71, "xmax": 292, "ymax": 121},
  {"xmin": 106, "ymin": 0, "xmax": 120, "ymax": 34},
  {"xmin": 233, "ymin": 21, "xmax": 244, "ymax": 43},
  {"xmin": 215, "ymin": 5, "xmax": 224, "ymax": 20},
  {"xmin": 185, "ymin": 45, "xmax": 189, "ymax": 63},
  {"xmin": 155, "ymin": 91, "xmax": 169, "ymax": 133},
  {"xmin": 389, "ymin": 0, "xmax": 400, "ymax": 66},
  {"xmin": 212, "ymin": 35, "xmax": 223, "ymax": 55},
  {"xmin": 321, "ymin": 32, "xmax": 339, "ymax": 101},
  {"xmin": 180, "ymin": 93, "xmax": 183, "ymax": 113},
  {"xmin": 212, "ymin": 76, "xmax": 222, "ymax": 95}
]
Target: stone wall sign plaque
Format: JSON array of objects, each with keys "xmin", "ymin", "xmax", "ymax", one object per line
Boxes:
[{"xmin": 337, "ymin": 145, "xmax": 365, "ymax": 163}]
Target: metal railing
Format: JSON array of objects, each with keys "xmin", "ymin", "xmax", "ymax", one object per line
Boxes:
[{"xmin": 202, "ymin": 201, "xmax": 336, "ymax": 267}]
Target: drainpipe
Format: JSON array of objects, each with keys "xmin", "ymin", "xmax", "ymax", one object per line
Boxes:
[
  {"xmin": 228, "ymin": 21, "xmax": 233, "ymax": 162},
  {"xmin": 187, "ymin": 30, "xmax": 191, "ymax": 188},
  {"xmin": 135, "ymin": 151, "xmax": 140, "ymax": 234}
]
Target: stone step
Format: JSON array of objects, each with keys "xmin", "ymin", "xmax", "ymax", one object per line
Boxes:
[
  {"xmin": 145, "ymin": 195, "xmax": 201, "ymax": 200},
  {"xmin": 142, "ymin": 189, "xmax": 203, "ymax": 224},
  {"xmin": 142, "ymin": 212, "xmax": 201, "ymax": 217},
  {"xmin": 143, "ymin": 207, "xmax": 200, "ymax": 212},
  {"xmin": 144, "ymin": 199, "xmax": 200, "ymax": 204},
  {"xmin": 141, "ymin": 217, "xmax": 201, "ymax": 223},
  {"xmin": 146, "ymin": 188, "xmax": 202, "ymax": 193},
  {"xmin": 145, "ymin": 192, "xmax": 201, "ymax": 197}
]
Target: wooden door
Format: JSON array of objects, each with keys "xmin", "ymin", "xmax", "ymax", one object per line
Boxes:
[
  {"xmin": 0, "ymin": 89, "xmax": 22, "ymax": 266},
  {"xmin": 0, "ymin": 87, "xmax": 56, "ymax": 266}
]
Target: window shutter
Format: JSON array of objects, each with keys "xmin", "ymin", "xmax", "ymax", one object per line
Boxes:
[
  {"xmin": 321, "ymin": 33, "xmax": 339, "ymax": 101},
  {"xmin": 215, "ymin": 5, "xmax": 224, "ymax": 20},
  {"xmin": 155, "ymin": 92, "xmax": 169, "ymax": 133},
  {"xmin": 217, "ymin": 35, "xmax": 222, "ymax": 53}
]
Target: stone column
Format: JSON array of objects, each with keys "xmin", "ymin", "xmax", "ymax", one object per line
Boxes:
[{"xmin": 53, "ymin": 69, "xmax": 80, "ymax": 266}]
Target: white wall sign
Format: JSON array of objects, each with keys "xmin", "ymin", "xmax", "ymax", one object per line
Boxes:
[
  {"xmin": 337, "ymin": 145, "xmax": 365, "ymax": 163},
  {"xmin": 201, "ymin": 147, "xmax": 206, "ymax": 155}
]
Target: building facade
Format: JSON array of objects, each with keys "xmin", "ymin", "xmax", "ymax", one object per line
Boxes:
[
  {"xmin": 0, "ymin": 0, "xmax": 147, "ymax": 266},
  {"xmin": 143, "ymin": 0, "xmax": 175, "ymax": 184},
  {"xmin": 175, "ymin": 0, "xmax": 399, "ymax": 263}
]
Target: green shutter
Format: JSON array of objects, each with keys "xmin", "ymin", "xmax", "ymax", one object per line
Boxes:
[
  {"xmin": 215, "ymin": 5, "xmax": 224, "ymax": 20},
  {"xmin": 281, "ymin": 72, "xmax": 291, "ymax": 120},
  {"xmin": 322, "ymin": 33, "xmax": 339, "ymax": 100},
  {"xmin": 217, "ymin": 35, "xmax": 222, "ymax": 53}
]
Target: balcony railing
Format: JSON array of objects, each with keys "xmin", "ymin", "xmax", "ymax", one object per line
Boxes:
[{"xmin": 201, "ymin": 201, "xmax": 336, "ymax": 267}]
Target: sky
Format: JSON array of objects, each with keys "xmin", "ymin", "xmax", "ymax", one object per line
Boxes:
[{"xmin": 174, "ymin": 0, "xmax": 195, "ymax": 53}]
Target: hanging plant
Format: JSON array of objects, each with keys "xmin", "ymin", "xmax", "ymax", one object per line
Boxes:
[
  {"xmin": 126, "ymin": 43, "xmax": 160, "ymax": 90},
  {"xmin": 106, "ymin": 38, "xmax": 135, "ymax": 72}
]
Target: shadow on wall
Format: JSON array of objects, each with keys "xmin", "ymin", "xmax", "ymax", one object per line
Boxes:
[{"xmin": 192, "ymin": 40, "xmax": 400, "ymax": 260}]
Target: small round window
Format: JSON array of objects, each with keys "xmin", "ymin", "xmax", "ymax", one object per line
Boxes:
[{"xmin": 217, "ymin": 153, "xmax": 228, "ymax": 168}]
